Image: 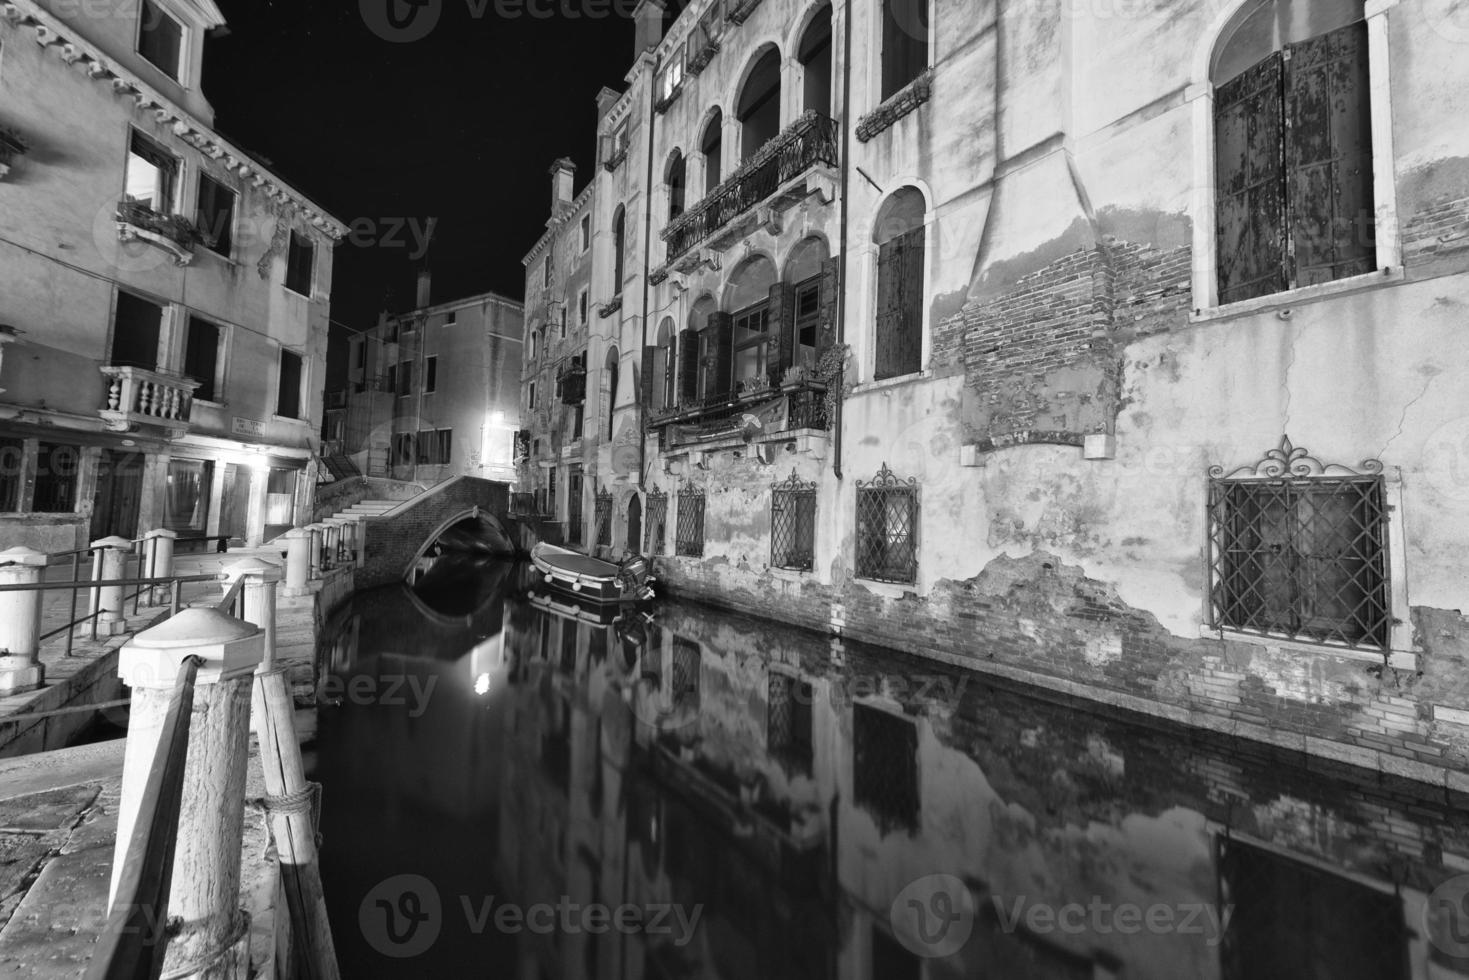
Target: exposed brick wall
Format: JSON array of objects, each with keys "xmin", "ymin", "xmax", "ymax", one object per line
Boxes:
[
  {"xmin": 358, "ymin": 477, "xmax": 510, "ymax": 588},
  {"xmin": 656, "ymin": 550, "xmax": 1469, "ymax": 785},
  {"xmin": 1403, "ymin": 195, "xmax": 1469, "ymax": 268}
]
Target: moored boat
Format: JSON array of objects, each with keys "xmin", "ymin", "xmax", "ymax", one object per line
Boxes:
[{"xmin": 529, "ymin": 542, "xmax": 656, "ymax": 605}]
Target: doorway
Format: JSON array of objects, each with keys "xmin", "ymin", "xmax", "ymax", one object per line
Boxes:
[
  {"xmin": 221, "ymin": 463, "xmax": 253, "ymax": 544},
  {"xmin": 90, "ymin": 449, "xmax": 144, "ymax": 542},
  {"xmin": 626, "ymin": 495, "xmax": 642, "ymax": 555}
]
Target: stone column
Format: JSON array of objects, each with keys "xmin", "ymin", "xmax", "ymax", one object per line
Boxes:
[
  {"xmin": 347, "ymin": 516, "xmax": 366, "ymax": 568},
  {"xmin": 282, "ymin": 529, "xmax": 312, "ymax": 597},
  {"xmin": 306, "ymin": 524, "xmax": 326, "ymax": 579},
  {"xmin": 110, "ymin": 608, "xmax": 263, "ymax": 978},
  {"xmin": 0, "ymin": 547, "xmax": 47, "ymax": 694},
  {"xmin": 324, "ymin": 518, "xmax": 347, "ymax": 566},
  {"xmin": 143, "ymin": 528, "xmax": 177, "ymax": 605},
  {"xmin": 92, "ymin": 536, "xmax": 134, "ymax": 637},
  {"xmin": 222, "ymin": 558, "xmax": 283, "ymax": 668}
]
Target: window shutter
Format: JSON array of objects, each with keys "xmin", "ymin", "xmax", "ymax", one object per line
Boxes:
[
  {"xmin": 874, "ymin": 237, "xmax": 906, "ymax": 381},
  {"xmin": 664, "ymin": 335, "xmax": 677, "ymax": 408},
  {"xmin": 897, "ymin": 228, "xmax": 925, "ymax": 377},
  {"xmin": 1284, "ymin": 22, "xmax": 1374, "ymax": 288},
  {"xmin": 817, "ymin": 257, "xmax": 840, "ymax": 355},
  {"xmin": 641, "ymin": 345, "xmax": 657, "ymax": 409},
  {"xmin": 1215, "ymin": 52, "xmax": 1287, "ymax": 304},
  {"xmin": 706, "ymin": 312, "xmax": 734, "ymax": 401},
  {"xmin": 678, "ymin": 329, "xmax": 700, "ymax": 406},
  {"xmin": 766, "ymin": 281, "xmax": 797, "ymax": 383}
]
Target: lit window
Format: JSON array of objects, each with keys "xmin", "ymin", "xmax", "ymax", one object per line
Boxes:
[{"xmin": 124, "ymin": 131, "xmax": 178, "ymax": 213}]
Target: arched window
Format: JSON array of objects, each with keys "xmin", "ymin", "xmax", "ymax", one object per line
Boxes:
[
  {"xmin": 799, "ymin": 6, "xmax": 833, "ymax": 117},
  {"xmin": 872, "ymin": 188, "xmax": 925, "ymax": 381},
  {"xmin": 666, "ymin": 151, "xmax": 686, "ymax": 222},
  {"xmin": 1211, "ymin": 0, "xmax": 1372, "ymax": 304},
  {"xmin": 701, "ymin": 110, "xmax": 724, "ymax": 194},
  {"xmin": 612, "ymin": 206, "xmax": 627, "ymax": 295},
  {"xmin": 737, "ymin": 48, "xmax": 782, "ymax": 163},
  {"xmin": 881, "ymin": 0, "xmax": 929, "ymax": 99},
  {"xmin": 784, "ymin": 235, "xmax": 830, "ymax": 368},
  {"xmin": 682, "ymin": 295, "xmax": 718, "ymax": 405},
  {"xmin": 603, "ymin": 346, "xmax": 620, "ymax": 441},
  {"xmin": 648, "ymin": 317, "xmax": 676, "ymax": 410},
  {"xmin": 724, "ymin": 254, "xmax": 777, "ymax": 388}
]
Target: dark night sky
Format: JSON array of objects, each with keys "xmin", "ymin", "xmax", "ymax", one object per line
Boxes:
[{"xmin": 201, "ymin": 0, "xmax": 637, "ymax": 385}]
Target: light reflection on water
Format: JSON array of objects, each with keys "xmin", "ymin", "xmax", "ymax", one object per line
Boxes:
[{"xmin": 310, "ymin": 557, "xmax": 1469, "ymax": 979}]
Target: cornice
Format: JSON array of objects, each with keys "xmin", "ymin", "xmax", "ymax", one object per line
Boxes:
[{"xmin": 1, "ymin": 0, "xmax": 347, "ymax": 240}]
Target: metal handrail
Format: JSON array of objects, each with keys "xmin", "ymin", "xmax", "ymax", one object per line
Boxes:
[
  {"xmin": 3, "ymin": 574, "xmax": 222, "ymax": 653},
  {"xmin": 215, "ymin": 575, "xmax": 246, "ymax": 619},
  {"xmin": 83, "ymin": 655, "xmax": 202, "ymax": 980}
]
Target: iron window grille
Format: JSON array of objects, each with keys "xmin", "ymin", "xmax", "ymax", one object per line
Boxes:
[
  {"xmin": 1207, "ymin": 437, "xmax": 1391, "ymax": 650},
  {"xmin": 594, "ymin": 487, "xmax": 613, "ymax": 548},
  {"xmin": 853, "ymin": 703, "xmax": 918, "ymax": 835},
  {"xmin": 855, "ymin": 463, "xmax": 919, "ymax": 584},
  {"xmin": 770, "ymin": 470, "xmax": 817, "ymax": 571},
  {"xmin": 646, "ymin": 487, "xmax": 668, "ymax": 556},
  {"xmin": 676, "ymin": 483, "xmax": 706, "ymax": 557}
]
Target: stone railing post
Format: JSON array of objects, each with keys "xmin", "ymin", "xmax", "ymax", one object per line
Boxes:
[
  {"xmin": 306, "ymin": 523, "xmax": 326, "ymax": 579},
  {"xmin": 222, "ymin": 558, "xmax": 283, "ymax": 667},
  {"xmin": 143, "ymin": 528, "xmax": 177, "ymax": 605},
  {"xmin": 347, "ymin": 516, "xmax": 366, "ymax": 568},
  {"xmin": 0, "ymin": 547, "xmax": 47, "ymax": 695},
  {"xmin": 283, "ymin": 529, "xmax": 312, "ymax": 597},
  {"xmin": 323, "ymin": 518, "xmax": 346, "ymax": 566},
  {"xmin": 111, "ymin": 608, "xmax": 263, "ymax": 978},
  {"xmin": 91, "ymin": 536, "xmax": 134, "ymax": 636}
]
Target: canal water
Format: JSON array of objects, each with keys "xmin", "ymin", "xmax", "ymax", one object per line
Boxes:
[{"xmin": 310, "ymin": 556, "xmax": 1469, "ymax": 979}]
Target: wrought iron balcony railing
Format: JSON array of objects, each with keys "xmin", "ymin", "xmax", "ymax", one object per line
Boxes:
[
  {"xmin": 652, "ymin": 379, "xmax": 829, "ymax": 451},
  {"xmin": 662, "ymin": 111, "xmax": 838, "ymax": 263}
]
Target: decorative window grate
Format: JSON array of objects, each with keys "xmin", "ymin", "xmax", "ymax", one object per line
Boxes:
[
  {"xmin": 770, "ymin": 470, "xmax": 816, "ymax": 571},
  {"xmin": 672, "ymin": 637, "xmax": 701, "ymax": 709},
  {"xmin": 853, "ymin": 703, "xmax": 918, "ymax": 835},
  {"xmin": 676, "ymin": 483, "xmax": 705, "ymax": 557},
  {"xmin": 855, "ymin": 463, "xmax": 918, "ymax": 584},
  {"xmin": 1207, "ymin": 437, "xmax": 1390, "ymax": 650},
  {"xmin": 646, "ymin": 487, "xmax": 668, "ymax": 556},
  {"xmin": 594, "ymin": 487, "xmax": 613, "ymax": 548},
  {"xmin": 767, "ymin": 672, "xmax": 813, "ymax": 776}
]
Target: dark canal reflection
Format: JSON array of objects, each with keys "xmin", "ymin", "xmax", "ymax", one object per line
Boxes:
[{"xmin": 311, "ymin": 557, "xmax": 1469, "ymax": 979}]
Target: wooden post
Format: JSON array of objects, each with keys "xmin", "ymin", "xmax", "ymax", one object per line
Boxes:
[
  {"xmin": 112, "ymin": 608, "xmax": 263, "ymax": 978},
  {"xmin": 143, "ymin": 528, "xmax": 177, "ymax": 604},
  {"xmin": 283, "ymin": 529, "xmax": 312, "ymax": 597},
  {"xmin": 0, "ymin": 547, "xmax": 47, "ymax": 694},
  {"xmin": 92, "ymin": 536, "xmax": 134, "ymax": 636}
]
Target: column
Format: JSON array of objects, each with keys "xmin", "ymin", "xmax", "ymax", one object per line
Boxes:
[
  {"xmin": 143, "ymin": 528, "xmax": 177, "ymax": 605},
  {"xmin": 0, "ymin": 547, "xmax": 47, "ymax": 694},
  {"xmin": 92, "ymin": 536, "xmax": 134, "ymax": 637},
  {"xmin": 306, "ymin": 524, "xmax": 326, "ymax": 579},
  {"xmin": 282, "ymin": 528, "xmax": 312, "ymax": 597},
  {"xmin": 110, "ymin": 608, "xmax": 263, "ymax": 978},
  {"xmin": 221, "ymin": 558, "xmax": 283, "ymax": 667}
]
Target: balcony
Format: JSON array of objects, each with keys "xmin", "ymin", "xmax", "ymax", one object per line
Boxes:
[
  {"xmin": 0, "ymin": 126, "xmax": 29, "ymax": 181},
  {"xmin": 651, "ymin": 378, "xmax": 830, "ymax": 453},
  {"xmin": 662, "ymin": 111, "xmax": 838, "ymax": 264},
  {"xmin": 98, "ymin": 366, "xmax": 198, "ymax": 437},
  {"xmin": 116, "ymin": 201, "xmax": 200, "ymax": 266}
]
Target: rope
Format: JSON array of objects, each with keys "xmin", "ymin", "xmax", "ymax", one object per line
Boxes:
[{"xmin": 258, "ymin": 782, "xmax": 319, "ymax": 817}]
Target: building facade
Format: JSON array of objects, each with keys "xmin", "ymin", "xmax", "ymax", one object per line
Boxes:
[
  {"xmin": 338, "ymin": 273, "xmax": 523, "ymax": 485},
  {"xmin": 0, "ymin": 0, "xmax": 346, "ymax": 551},
  {"xmin": 518, "ymin": 160, "xmax": 597, "ymax": 541},
  {"xmin": 533, "ymin": 0, "xmax": 1469, "ymax": 777}
]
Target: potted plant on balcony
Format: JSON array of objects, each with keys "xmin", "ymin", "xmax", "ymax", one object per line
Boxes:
[
  {"xmin": 116, "ymin": 200, "xmax": 202, "ymax": 265},
  {"xmin": 0, "ymin": 125, "xmax": 30, "ymax": 179}
]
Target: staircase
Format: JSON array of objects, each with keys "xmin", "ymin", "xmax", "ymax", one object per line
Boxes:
[{"xmin": 329, "ymin": 499, "xmax": 401, "ymax": 520}]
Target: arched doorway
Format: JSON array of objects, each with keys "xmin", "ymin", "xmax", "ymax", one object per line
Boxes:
[{"xmin": 627, "ymin": 495, "xmax": 643, "ymax": 554}]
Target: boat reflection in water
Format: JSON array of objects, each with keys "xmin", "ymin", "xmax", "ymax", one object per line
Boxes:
[{"xmin": 312, "ymin": 558, "xmax": 1469, "ymax": 979}]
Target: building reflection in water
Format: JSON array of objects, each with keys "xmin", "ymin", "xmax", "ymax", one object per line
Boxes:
[{"xmin": 312, "ymin": 560, "xmax": 1469, "ymax": 979}]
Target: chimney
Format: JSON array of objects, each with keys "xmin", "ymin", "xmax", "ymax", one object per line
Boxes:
[
  {"xmin": 550, "ymin": 158, "xmax": 577, "ymax": 213},
  {"xmin": 415, "ymin": 267, "xmax": 432, "ymax": 309},
  {"xmin": 633, "ymin": 0, "xmax": 666, "ymax": 58}
]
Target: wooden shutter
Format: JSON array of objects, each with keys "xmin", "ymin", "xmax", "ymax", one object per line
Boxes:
[
  {"xmin": 678, "ymin": 329, "xmax": 700, "ymax": 406},
  {"xmin": 664, "ymin": 335, "xmax": 677, "ymax": 409},
  {"xmin": 705, "ymin": 312, "xmax": 734, "ymax": 401},
  {"xmin": 874, "ymin": 237, "xmax": 905, "ymax": 381},
  {"xmin": 641, "ymin": 345, "xmax": 657, "ymax": 409},
  {"xmin": 1285, "ymin": 22, "xmax": 1374, "ymax": 288},
  {"xmin": 817, "ymin": 257, "xmax": 840, "ymax": 354},
  {"xmin": 1215, "ymin": 52, "xmax": 1287, "ymax": 304},
  {"xmin": 766, "ymin": 282, "xmax": 797, "ymax": 383},
  {"xmin": 897, "ymin": 227, "xmax": 925, "ymax": 377}
]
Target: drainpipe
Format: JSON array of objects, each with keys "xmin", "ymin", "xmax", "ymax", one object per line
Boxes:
[
  {"xmin": 638, "ymin": 52, "xmax": 662, "ymax": 494},
  {"xmin": 833, "ymin": 0, "xmax": 854, "ymax": 481}
]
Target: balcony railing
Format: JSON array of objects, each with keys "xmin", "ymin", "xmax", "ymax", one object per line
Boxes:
[
  {"xmin": 99, "ymin": 366, "xmax": 198, "ymax": 435},
  {"xmin": 116, "ymin": 201, "xmax": 200, "ymax": 266},
  {"xmin": 662, "ymin": 111, "xmax": 838, "ymax": 263},
  {"xmin": 652, "ymin": 379, "xmax": 829, "ymax": 451}
]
